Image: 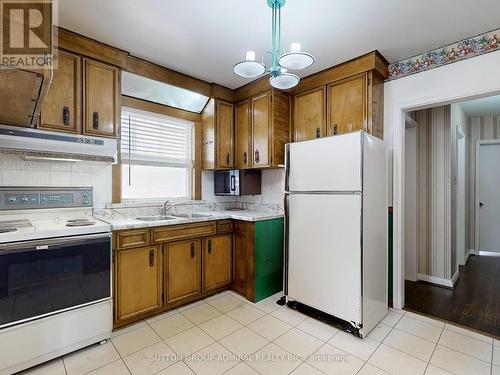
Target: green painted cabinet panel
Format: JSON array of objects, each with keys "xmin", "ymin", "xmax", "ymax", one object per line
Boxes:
[{"xmin": 254, "ymin": 218, "xmax": 284, "ymax": 302}]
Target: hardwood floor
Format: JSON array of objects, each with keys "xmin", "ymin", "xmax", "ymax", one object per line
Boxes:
[{"xmin": 405, "ymin": 255, "xmax": 500, "ymax": 337}]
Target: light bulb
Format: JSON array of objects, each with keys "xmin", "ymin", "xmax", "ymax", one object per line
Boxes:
[
  {"xmin": 246, "ymin": 51, "xmax": 256, "ymax": 61},
  {"xmin": 290, "ymin": 42, "xmax": 301, "ymax": 53}
]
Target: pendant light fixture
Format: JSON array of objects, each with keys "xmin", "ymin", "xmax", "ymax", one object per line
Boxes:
[{"xmin": 233, "ymin": 0, "xmax": 314, "ymax": 90}]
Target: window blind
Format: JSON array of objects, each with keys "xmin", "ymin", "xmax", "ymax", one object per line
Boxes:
[{"xmin": 121, "ymin": 107, "xmax": 193, "ymax": 167}]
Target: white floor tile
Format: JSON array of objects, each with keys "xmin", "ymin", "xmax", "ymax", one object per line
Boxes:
[
  {"xmin": 494, "ymin": 345, "xmax": 500, "ymax": 366},
  {"xmin": 19, "ymin": 359, "xmax": 66, "ymax": 375},
  {"xmin": 274, "ymin": 328, "xmax": 324, "ymax": 359},
  {"xmin": 247, "ymin": 315, "xmax": 292, "ymax": 341},
  {"xmin": 296, "ymin": 317, "xmax": 339, "ymax": 342},
  {"xmin": 149, "ymin": 313, "xmax": 195, "ymax": 339},
  {"xmin": 404, "ymin": 312, "xmax": 445, "ymax": 328},
  {"xmin": 368, "ymin": 323, "xmax": 393, "ymax": 342},
  {"xmin": 86, "ymin": 360, "xmax": 131, "ymax": 375},
  {"xmin": 254, "ymin": 295, "xmax": 282, "ymax": 314},
  {"xmin": 495, "ymin": 339, "xmax": 500, "ymax": 347},
  {"xmin": 165, "ymin": 326, "xmax": 215, "ymax": 355},
  {"xmin": 185, "ymin": 342, "xmax": 240, "ymax": 375},
  {"xmin": 111, "ymin": 322, "xmax": 148, "ymax": 338},
  {"xmin": 328, "ymin": 331, "xmax": 379, "ymax": 361},
  {"xmin": 247, "ymin": 343, "xmax": 301, "ymax": 375},
  {"xmin": 111, "ymin": 325, "xmax": 161, "ymax": 357},
  {"xmin": 438, "ymin": 329, "xmax": 492, "ymax": 363},
  {"xmin": 444, "ymin": 324, "xmax": 493, "ymax": 344},
  {"xmin": 424, "ymin": 364, "xmax": 454, "ymax": 375},
  {"xmin": 226, "ymin": 304, "xmax": 266, "ymax": 325},
  {"xmin": 219, "ymin": 327, "xmax": 270, "ymax": 356},
  {"xmin": 395, "ymin": 316, "xmax": 443, "ymax": 343},
  {"xmin": 63, "ymin": 342, "xmax": 120, "ymax": 375},
  {"xmin": 177, "ymin": 299, "xmax": 206, "ymax": 312},
  {"xmin": 290, "ymin": 362, "xmax": 324, "ymax": 375},
  {"xmin": 123, "ymin": 341, "xmax": 176, "ymax": 375},
  {"xmin": 358, "ymin": 363, "xmax": 391, "ymax": 375},
  {"xmin": 181, "ymin": 303, "xmax": 222, "ymax": 325},
  {"xmin": 271, "ymin": 307, "xmax": 308, "ymax": 326},
  {"xmin": 155, "ymin": 361, "xmax": 194, "ymax": 375},
  {"xmin": 493, "ymin": 365, "xmax": 500, "ymax": 375},
  {"xmin": 368, "ymin": 344, "xmax": 428, "ymax": 375},
  {"xmin": 382, "ymin": 311, "xmax": 405, "ymax": 327},
  {"xmin": 383, "ymin": 328, "xmax": 436, "ymax": 362},
  {"xmin": 207, "ymin": 294, "xmax": 246, "ymax": 313},
  {"xmin": 430, "ymin": 345, "xmax": 491, "ymax": 375},
  {"xmin": 199, "ymin": 314, "xmax": 243, "ymax": 340},
  {"xmin": 224, "ymin": 362, "xmax": 260, "ymax": 375},
  {"xmin": 145, "ymin": 309, "xmax": 179, "ymax": 325},
  {"xmin": 307, "ymin": 343, "xmax": 365, "ymax": 375}
]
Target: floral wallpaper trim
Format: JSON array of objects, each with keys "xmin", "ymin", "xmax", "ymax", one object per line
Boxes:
[{"xmin": 388, "ymin": 28, "xmax": 500, "ymax": 80}]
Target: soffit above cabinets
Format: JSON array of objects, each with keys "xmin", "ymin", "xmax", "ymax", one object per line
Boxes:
[{"xmin": 58, "ymin": 0, "xmax": 500, "ymax": 89}]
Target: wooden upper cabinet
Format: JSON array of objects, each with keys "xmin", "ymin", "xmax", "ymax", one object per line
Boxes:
[
  {"xmin": 203, "ymin": 234, "xmax": 232, "ymax": 292},
  {"xmin": 83, "ymin": 58, "xmax": 119, "ymax": 138},
  {"xmin": 115, "ymin": 246, "xmax": 163, "ymax": 323},
  {"xmin": 235, "ymin": 100, "xmax": 252, "ymax": 169},
  {"xmin": 166, "ymin": 239, "xmax": 201, "ymax": 303},
  {"xmin": 327, "ymin": 73, "xmax": 367, "ymax": 136},
  {"xmin": 252, "ymin": 92, "xmax": 271, "ymax": 168},
  {"xmin": 216, "ymin": 100, "xmax": 234, "ymax": 169},
  {"xmin": 201, "ymin": 99, "xmax": 234, "ymax": 170},
  {"xmin": 294, "ymin": 86, "xmax": 326, "ymax": 141},
  {"xmin": 40, "ymin": 51, "xmax": 81, "ymax": 133}
]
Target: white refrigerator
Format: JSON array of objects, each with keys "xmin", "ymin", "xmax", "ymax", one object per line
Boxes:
[{"xmin": 284, "ymin": 131, "xmax": 387, "ymax": 337}]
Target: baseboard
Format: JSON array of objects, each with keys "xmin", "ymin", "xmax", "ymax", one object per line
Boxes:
[
  {"xmin": 479, "ymin": 251, "xmax": 500, "ymax": 257},
  {"xmin": 417, "ymin": 273, "xmax": 454, "ymax": 288},
  {"xmin": 451, "ymin": 269, "xmax": 459, "ymax": 286},
  {"xmin": 464, "ymin": 249, "xmax": 476, "ymax": 264}
]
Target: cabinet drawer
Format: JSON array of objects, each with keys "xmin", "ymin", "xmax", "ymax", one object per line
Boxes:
[
  {"xmin": 216, "ymin": 220, "xmax": 233, "ymax": 234},
  {"xmin": 116, "ymin": 229, "xmax": 150, "ymax": 250},
  {"xmin": 152, "ymin": 222, "xmax": 216, "ymax": 243}
]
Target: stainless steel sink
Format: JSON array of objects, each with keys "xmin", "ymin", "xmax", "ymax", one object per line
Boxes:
[
  {"xmin": 171, "ymin": 213, "xmax": 212, "ymax": 219},
  {"xmin": 135, "ymin": 216, "xmax": 178, "ymax": 222}
]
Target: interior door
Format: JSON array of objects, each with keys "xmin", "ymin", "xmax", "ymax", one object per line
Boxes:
[
  {"xmin": 286, "ymin": 193, "xmax": 362, "ymax": 324},
  {"xmin": 287, "ymin": 132, "xmax": 362, "ymax": 192},
  {"xmin": 252, "ymin": 92, "xmax": 271, "ymax": 167},
  {"xmin": 166, "ymin": 239, "xmax": 201, "ymax": 303},
  {"xmin": 478, "ymin": 143, "xmax": 500, "ymax": 252}
]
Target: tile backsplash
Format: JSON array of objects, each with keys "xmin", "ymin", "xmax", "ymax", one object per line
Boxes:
[{"xmin": 0, "ymin": 155, "xmax": 112, "ymax": 208}]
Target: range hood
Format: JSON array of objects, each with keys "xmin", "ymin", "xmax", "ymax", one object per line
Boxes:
[{"xmin": 0, "ymin": 125, "xmax": 117, "ymax": 162}]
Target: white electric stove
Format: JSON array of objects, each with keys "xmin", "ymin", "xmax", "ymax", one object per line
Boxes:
[{"xmin": 0, "ymin": 187, "xmax": 112, "ymax": 375}]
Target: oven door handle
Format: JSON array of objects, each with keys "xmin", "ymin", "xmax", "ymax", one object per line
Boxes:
[{"xmin": 0, "ymin": 233, "xmax": 111, "ymax": 253}]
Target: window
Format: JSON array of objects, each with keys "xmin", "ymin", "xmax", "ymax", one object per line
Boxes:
[{"xmin": 121, "ymin": 107, "xmax": 193, "ymax": 200}]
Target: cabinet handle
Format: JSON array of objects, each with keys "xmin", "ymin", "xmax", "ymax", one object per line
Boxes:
[
  {"xmin": 333, "ymin": 124, "xmax": 338, "ymax": 135},
  {"xmin": 254, "ymin": 150, "xmax": 260, "ymax": 163},
  {"xmin": 243, "ymin": 152, "xmax": 247, "ymax": 164},
  {"xmin": 63, "ymin": 106, "xmax": 70, "ymax": 126},
  {"xmin": 208, "ymin": 239, "xmax": 212, "ymax": 254},
  {"xmin": 149, "ymin": 249, "xmax": 154, "ymax": 267},
  {"xmin": 316, "ymin": 127, "xmax": 320, "ymax": 138},
  {"xmin": 190, "ymin": 242, "xmax": 196, "ymax": 258},
  {"xmin": 92, "ymin": 112, "xmax": 99, "ymax": 129},
  {"xmin": 226, "ymin": 153, "xmax": 230, "ymax": 165}
]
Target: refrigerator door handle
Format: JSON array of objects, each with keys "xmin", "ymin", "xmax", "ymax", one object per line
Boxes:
[
  {"xmin": 284, "ymin": 193, "xmax": 289, "ymax": 296},
  {"xmin": 285, "ymin": 144, "xmax": 290, "ymax": 192}
]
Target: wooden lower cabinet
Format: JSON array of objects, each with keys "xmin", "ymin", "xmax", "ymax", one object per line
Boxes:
[
  {"xmin": 166, "ymin": 239, "xmax": 201, "ymax": 303},
  {"xmin": 115, "ymin": 245, "xmax": 163, "ymax": 324},
  {"xmin": 232, "ymin": 221, "xmax": 255, "ymax": 301},
  {"xmin": 203, "ymin": 234, "xmax": 232, "ymax": 292}
]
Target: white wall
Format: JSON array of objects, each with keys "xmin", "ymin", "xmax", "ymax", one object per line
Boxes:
[
  {"xmin": 0, "ymin": 155, "xmax": 112, "ymax": 208},
  {"xmin": 404, "ymin": 123, "xmax": 417, "ymax": 281},
  {"xmin": 384, "ymin": 50, "xmax": 500, "ymax": 309}
]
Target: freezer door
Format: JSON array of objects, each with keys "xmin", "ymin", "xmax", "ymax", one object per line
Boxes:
[
  {"xmin": 286, "ymin": 193, "xmax": 362, "ymax": 325},
  {"xmin": 286, "ymin": 132, "xmax": 362, "ymax": 192}
]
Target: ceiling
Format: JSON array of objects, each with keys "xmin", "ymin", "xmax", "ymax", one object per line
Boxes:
[
  {"xmin": 460, "ymin": 95, "xmax": 500, "ymax": 117},
  {"xmin": 58, "ymin": 0, "xmax": 500, "ymax": 89}
]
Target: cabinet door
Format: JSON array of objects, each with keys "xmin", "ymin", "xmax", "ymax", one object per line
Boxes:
[
  {"xmin": 203, "ymin": 234, "xmax": 232, "ymax": 292},
  {"xmin": 166, "ymin": 239, "xmax": 201, "ymax": 303},
  {"xmin": 83, "ymin": 58, "xmax": 119, "ymax": 138},
  {"xmin": 232, "ymin": 222, "xmax": 255, "ymax": 301},
  {"xmin": 216, "ymin": 100, "xmax": 234, "ymax": 169},
  {"xmin": 115, "ymin": 246, "xmax": 163, "ymax": 322},
  {"xmin": 294, "ymin": 87, "xmax": 326, "ymax": 141},
  {"xmin": 40, "ymin": 51, "xmax": 81, "ymax": 133},
  {"xmin": 252, "ymin": 92, "xmax": 271, "ymax": 167},
  {"xmin": 235, "ymin": 100, "xmax": 252, "ymax": 169},
  {"xmin": 327, "ymin": 74, "xmax": 367, "ymax": 136}
]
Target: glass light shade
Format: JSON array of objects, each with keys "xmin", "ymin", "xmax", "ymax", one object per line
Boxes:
[
  {"xmin": 233, "ymin": 60, "xmax": 266, "ymax": 78},
  {"xmin": 278, "ymin": 51, "xmax": 314, "ymax": 70},
  {"xmin": 269, "ymin": 72, "xmax": 299, "ymax": 89}
]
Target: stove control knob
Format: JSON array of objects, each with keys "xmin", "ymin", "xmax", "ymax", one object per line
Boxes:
[
  {"xmin": 82, "ymin": 199, "xmax": 89, "ymax": 205},
  {"xmin": 8, "ymin": 196, "xmax": 17, "ymax": 203},
  {"xmin": 81, "ymin": 192, "xmax": 89, "ymax": 198},
  {"xmin": 21, "ymin": 196, "xmax": 29, "ymax": 203}
]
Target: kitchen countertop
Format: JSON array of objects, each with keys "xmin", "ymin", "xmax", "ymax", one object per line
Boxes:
[{"xmin": 96, "ymin": 210, "xmax": 284, "ymax": 231}]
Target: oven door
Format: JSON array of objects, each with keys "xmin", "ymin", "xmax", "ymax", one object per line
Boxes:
[{"xmin": 0, "ymin": 233, "xmax": 111, "ymax": 328}]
